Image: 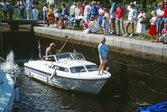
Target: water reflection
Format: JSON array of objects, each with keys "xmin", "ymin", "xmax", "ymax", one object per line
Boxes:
[{"xmin": 13, "ymin": 73, "xmax": 148, "ymax": 112}]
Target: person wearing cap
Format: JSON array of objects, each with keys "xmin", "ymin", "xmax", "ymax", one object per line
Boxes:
[
  {"xmin": 98, "ymin": 37, "xmax": 108, "ymax": 75},
  {"xmin": 91, "ymin": 1, "xmax": 98, "ymax": 19},
  {"xmin": 46, "ymin": 43, "xmax": 56, "ymax": 56}
]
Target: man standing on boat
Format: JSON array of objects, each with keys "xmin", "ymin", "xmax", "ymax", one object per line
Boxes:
[
  {"xmin": 46, "ymin": 43, "xmax": 56, "ymax": 56},
  {"xmin": 98, "ymin": 37, "xmax": 108, "ymax": 74}
]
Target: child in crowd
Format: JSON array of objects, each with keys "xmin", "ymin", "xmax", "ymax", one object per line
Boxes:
[
  {"xmin": 81, "ymin": 20, "xmax": 89, "ymax": 33},
  {"xmin": 81, "ymin": 20, "xmax": 89, "ymax": 30},
  {"xmin": 57, "ymin": 15, "xmax": 65, "ymax": 29},
  {"xmin": 54, "ymin": 9, "xmax": 60, "ymax": 27},
  {"xmin": 102, "ymin": 16, "xmax": 109, "ymax": 35},
  {"xmin": 47, "ymin": 4, "xmax": 54, "ymax": 27},
  {"xmin": 148, "ymin": 11, "xmax": 158, "ymax": 42},
  {"xmin": 136, "ymin": 8, "xmax": 146, "ymax": 39},
  {"xmin": 159, "ymin": 23, "xmax": 167, "ymax": 44},
  {"xmin": 64, "ymin": 15, "xmax": 68, "ymax": 28},
  {"xmin": 104, "ymin": 8, "xmax": 109, "ymax": 19}
]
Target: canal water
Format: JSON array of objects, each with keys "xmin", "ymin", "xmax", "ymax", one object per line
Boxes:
[
  {"xmin": 13, "ymin": 73, "xmax": 148, "ymax": 112},
  {"xmin": 0, "ymin": 26, "xmax": 149, "ymax": 112}
]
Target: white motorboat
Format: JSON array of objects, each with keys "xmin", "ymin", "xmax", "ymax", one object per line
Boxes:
[{"xmin": 24, "ymin": 51, "xmax": 111, "ymax": 95}]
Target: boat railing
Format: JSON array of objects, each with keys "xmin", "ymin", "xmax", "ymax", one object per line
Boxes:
[{"xmin": 87, "ymin": 68, "xmax": 98, "ymax": 72}]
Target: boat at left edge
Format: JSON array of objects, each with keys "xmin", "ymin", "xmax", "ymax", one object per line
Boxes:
[{"xmin": 0, "ymin": 53, "xmax": 20, "ymax": 112}]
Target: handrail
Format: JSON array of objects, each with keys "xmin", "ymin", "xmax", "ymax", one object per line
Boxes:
[{"xmin": 0, "ymin": 57, "xmax": 5, "ymax": 62}]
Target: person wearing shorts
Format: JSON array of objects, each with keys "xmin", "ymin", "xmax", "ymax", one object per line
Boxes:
[
  {"xmin": 123, "ymin": 2, "xmax": 137, "ymax": 37},
  {"xmin": 109, "ymin": 0, "xmax": 117, "ymax": 34},
  {"xmin": 98, "ymin": 37, "xmax": 108, "ymax": 75},
  {"xmin": 47, "ymin": 4, "xmax": 54, "ymax": 27},
  {"xmin": 0, "ymin": 0, "xmax": 9, "ymax": 19}
]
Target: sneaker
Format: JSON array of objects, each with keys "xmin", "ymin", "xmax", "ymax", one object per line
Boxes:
[
  {"xmin": 129, "ymin": 33, "xmax": 133, "ymax": 37},
  {"xmin": 110, "ymin": 31, "xmax": 113, "ymax": 34},
  {"xmin": 113, "ymin": 31, "xmax": 117, "ymax": 34},
  {"xmin": 138, "ymin": 36, "xmax": 141, "ymax": 39},
  {"xmin": 117, "ymin": 33, "xmax": 120, "ymax": 36},
  {"xmin": 141, "ymin": 37, "xmax": 144, "ymax": 40},
  {"xmin": 164, "ymin": 41, "xmax": 167, "ymax": 44},
  {"xmin": 123, "ymin": 33, "xmax": 128, "ymax": 36}
]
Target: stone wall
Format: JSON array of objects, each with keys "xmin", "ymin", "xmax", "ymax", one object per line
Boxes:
[{"xmin": 34, "ymin": 27, "xmax": 167, "ymax": 104}]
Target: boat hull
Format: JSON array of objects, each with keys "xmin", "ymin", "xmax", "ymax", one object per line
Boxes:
[
  {"xmin": 0, "ymin": 72, "xmax": 16, "ymax": 112},
  {"xmin": 24, "ymin": 67, "xmax": 108, "ymax": 95}
]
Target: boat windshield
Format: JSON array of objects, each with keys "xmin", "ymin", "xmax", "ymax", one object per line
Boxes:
[
  {"xmin": 85, "ymin": 65, "xmax": 98, "ymax": 72},
  {"xmin": 71, "ymin": 53, "xmax": 85, "ymax": 61},
  {"xmin": 55, "ymin": 52, "xmax": 85, "ymax": 61},
  {"xmin": 56, "ymin": 53, "xmax": 72, "ymax": 61},
  {"xmin": 70, "ymin": 66, "xmax": 86, "ymax": 73}
]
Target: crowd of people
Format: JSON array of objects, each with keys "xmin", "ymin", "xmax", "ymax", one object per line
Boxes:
[
  {"xmin": 39, "ymin": 0, "xmax": 167, "ymax": 44},
  {"xmin": 1, "ymin": 0, "xmax": 167, "ymax": 43},
  {"xmin": 0, "ymin": 0, "xmax": 38, "ymax": 20}
]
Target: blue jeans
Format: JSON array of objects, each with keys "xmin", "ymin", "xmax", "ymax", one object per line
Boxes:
[
  {"xmin": 84, "ymin": 14, "xmax": 90, "ymax": 23},
  {"xmin": 19, "ymin": 8, "xmax": 25, "ymax": 19}
]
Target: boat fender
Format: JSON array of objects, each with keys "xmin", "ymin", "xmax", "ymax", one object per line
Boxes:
[
  {"xmin": 15, "ymin": 88, "xmax": 19, "ymax": 101},
  {"xmin": 50, "ymin": 69, "xmax": 57, "ymax": 79},
  {"xmin": 47, "ymin": 77, "xmax": 49, "ymax": 83}
]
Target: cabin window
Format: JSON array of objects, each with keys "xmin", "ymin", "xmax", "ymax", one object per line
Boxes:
[
  {"xmin": 52, "ymin": 65, "xmax": 68, "ymax": 72},
  {"xmin": 86, "ymin": 65, "xmax": 98, "ymax": 72},
  {"xmin": 70, "ymin": 66, "xmax": 86, "ymax": 73}
]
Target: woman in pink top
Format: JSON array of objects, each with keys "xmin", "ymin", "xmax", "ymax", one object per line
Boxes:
[{"xmin": 116, "ymin": 3, "xmax": 125, "ymax": 35}]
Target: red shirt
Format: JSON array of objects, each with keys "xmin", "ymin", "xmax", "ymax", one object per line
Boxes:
[
  {"xmin": 116, "ymin": 7, "xmax": 125, "ymax": 19},
  {"xmin": 81, "ymin": 5, "xmax": 85, "ymax": 14},
  {"xmin": 164, "ymin": 6, "xmax": 167, "ymax": 18}
]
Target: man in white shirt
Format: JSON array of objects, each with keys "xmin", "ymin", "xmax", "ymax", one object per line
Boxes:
[
  {"xmin": 69, "ymin": 2, "xmax": 76, "ymax": 17},
  {"xmin": 83, "ymin": 1, "xmax": 91, "ymax": 23},
  {"xmin": 26, "ymin": 0, "xmax": 33, "ymax": 19},
  {"xmin": 123, "ymin": 2, "xmax": 137, "ymax": 37}
]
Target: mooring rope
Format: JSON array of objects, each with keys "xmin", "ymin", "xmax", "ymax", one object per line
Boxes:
[
  {"xmin": 112, "ymin": 60, "xmax": 156, "ymax": 67},
  {"xmin": 56, "ymin": 36, "xmax": 69, "ymax": 54}
]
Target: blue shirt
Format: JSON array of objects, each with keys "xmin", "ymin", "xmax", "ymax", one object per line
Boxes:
[
  {"xmin": 91, "ymin": 6, "xmax": 98, "ymax": 16},
  {"xmin": 110, "ymin": 2, "xmax": 117, "ymax": 12},
  {"xmin": 98, "ymin": 43, "xmax": 108, "ymax": 57}
]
